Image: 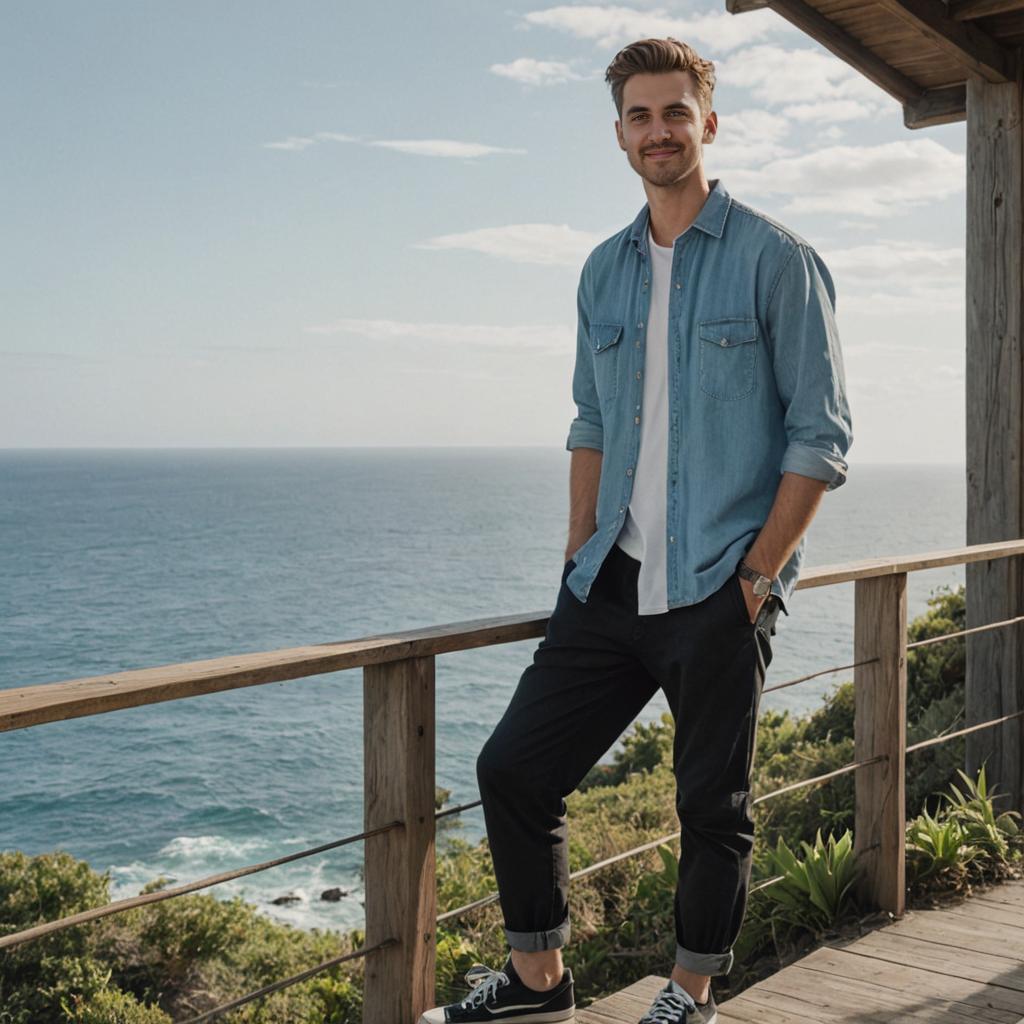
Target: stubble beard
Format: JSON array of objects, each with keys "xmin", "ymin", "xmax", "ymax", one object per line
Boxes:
[{"xmin": 629, "ymin": 145, "xmax": 699, "ymax": 190}]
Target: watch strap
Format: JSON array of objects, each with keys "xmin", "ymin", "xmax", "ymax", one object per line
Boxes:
[{"xmin": 737, "ymin": 559, "xmax": 773, "ymax": 597}]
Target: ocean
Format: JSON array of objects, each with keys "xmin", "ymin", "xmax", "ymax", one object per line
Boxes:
[{"xmin": 0, "ymin": 449, "xmax": 966, "ymax": 934}]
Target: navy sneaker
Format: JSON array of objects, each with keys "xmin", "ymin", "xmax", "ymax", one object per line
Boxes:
[
  {"xmin": 418, "ymin": 953, "xmax": 575, "ymax": 1023},
  {"xmin": 637, "ymin": 978, "xmax": 718, "ymax": 1023}
]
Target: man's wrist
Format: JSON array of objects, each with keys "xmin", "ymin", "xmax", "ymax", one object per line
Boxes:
[{"xmin": 738, "ymin": 559, "xmax": 774, "ymax": 598}]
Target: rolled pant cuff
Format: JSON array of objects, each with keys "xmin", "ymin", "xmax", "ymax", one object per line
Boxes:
[
  {"xmin": 504, "ymin": 917, "xmax": 570, "ymax": 952},
  {"xmin": 676, "ymin": 942, "xmax": 734, "ymax": 976}
]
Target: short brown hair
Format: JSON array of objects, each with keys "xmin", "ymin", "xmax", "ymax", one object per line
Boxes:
[{"xmin": 605, "ymin": 38, "xmax": 716, "ymax": 120}]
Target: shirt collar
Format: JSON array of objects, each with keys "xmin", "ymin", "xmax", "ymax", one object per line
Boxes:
[{"xmin": 629, "ymin": 177, "xmax": 732, "ymax": 257}]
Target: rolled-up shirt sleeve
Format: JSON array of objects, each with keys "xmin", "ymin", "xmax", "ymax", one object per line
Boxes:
[
  {"xmin": 765, "ymin": 243, "xmax": 853, "ymax": 491},
  {"xmin": 565, "ymin": 257, "xmax": 604, "ymax": 452}
]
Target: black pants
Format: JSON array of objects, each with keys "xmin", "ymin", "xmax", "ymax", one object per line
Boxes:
[{"xmin": 476, "ymin": 542, "xmax": 781, "ymax": 977}]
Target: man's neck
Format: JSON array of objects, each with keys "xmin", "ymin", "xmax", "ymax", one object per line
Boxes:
[{"xmin": 644, "ymin": 171, "xmax": 711, "ymax": 247}]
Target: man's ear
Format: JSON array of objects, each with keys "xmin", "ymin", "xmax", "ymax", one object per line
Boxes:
[
  {"xmin": 702, "ymin": 110, "xmax": 718, "ymax": 143},
  {"xmin": 615, "ymin": 119, "xmax": 625, "ymax": 151}
]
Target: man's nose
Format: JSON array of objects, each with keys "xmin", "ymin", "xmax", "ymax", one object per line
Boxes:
[{"xmin": 647, "ymin": 123, "xmax": 671, "ymax": 142}]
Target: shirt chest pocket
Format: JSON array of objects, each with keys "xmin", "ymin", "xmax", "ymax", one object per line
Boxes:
[
  {"xmin": 590, "ymin": 322, "xmax": 624, "ymax": 403},
  {"xmin": 698, "ymin": 317, "xmax": 758, "ymax": 401}
]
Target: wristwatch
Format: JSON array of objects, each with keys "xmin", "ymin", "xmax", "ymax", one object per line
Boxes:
[{"xmin": 737, "ymin": 560, "xmax": 773, "ymax": 599}]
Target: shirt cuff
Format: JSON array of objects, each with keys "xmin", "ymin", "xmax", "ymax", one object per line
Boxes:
[
  {"xmin": 780, "ymin": 441, "xmax": 847, "ymax": 491},
  {"xmin": 565, "ymin": 418, "xmax": 604, "ymax": 452}
]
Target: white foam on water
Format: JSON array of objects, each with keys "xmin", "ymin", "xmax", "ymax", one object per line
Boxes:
[{"xmin": 107, "ymin": 833, "xmax": 366, "ymax": 933}]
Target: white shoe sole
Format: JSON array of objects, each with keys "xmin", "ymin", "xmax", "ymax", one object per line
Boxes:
[{"xmin": 418, "ymin": 1009, "xmax": 574, "ymax": 1023}]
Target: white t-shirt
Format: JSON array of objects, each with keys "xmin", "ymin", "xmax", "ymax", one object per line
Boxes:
[{"xmin": 614, "ymin": 224, "xmax": 674, "ymax": 614}]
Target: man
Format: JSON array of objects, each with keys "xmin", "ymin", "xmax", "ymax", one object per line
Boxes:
[{"xmin": 420, "ymin": 36, "xmax": 852, "ymax": 1024}]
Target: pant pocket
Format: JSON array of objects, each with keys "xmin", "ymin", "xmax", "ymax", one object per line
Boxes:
[{"xmin": 728, "ymin": 570, "xmax": 753, "ymax": 627}]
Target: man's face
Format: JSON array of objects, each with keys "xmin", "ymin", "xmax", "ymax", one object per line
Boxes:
[{"xmin": 615, "ymin": 70, "xmax": 716, "ymax": 188}]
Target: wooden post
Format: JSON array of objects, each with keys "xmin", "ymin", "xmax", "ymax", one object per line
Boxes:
[
  {"xmin": 965, "ymin": 72, "xmax": 1024, "ymax": 818},
  {"xmin": 853, "ymin": 572, "xmax": 907, "ymax": 917},
  {"xmin": 363, "ymin": 656, "xmax": 436, "ymax": 1023}
]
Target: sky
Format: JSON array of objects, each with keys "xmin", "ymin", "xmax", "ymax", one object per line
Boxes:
[{"xmin": 1, "ymin": 1, "xmax": 967, "ymax": 461}]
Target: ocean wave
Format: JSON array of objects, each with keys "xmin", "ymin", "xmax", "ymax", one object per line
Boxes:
[{"xmin": 107, "ymin": 832, "xmax": 366, "ymax": 933}]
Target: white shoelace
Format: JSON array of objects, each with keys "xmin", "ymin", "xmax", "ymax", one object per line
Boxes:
[
  {"xmin": 460, "ymin": 963, "xmax": 511, "ymax": 1009},
  {"xmin": 640, "ymin": 987, "xmax": 697, "ymax": 1023}
]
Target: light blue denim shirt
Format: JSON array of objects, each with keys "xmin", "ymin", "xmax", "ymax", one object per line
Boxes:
[{"xmin": 565, "ymin": 177, "xmax": 853, "ymax": 616}]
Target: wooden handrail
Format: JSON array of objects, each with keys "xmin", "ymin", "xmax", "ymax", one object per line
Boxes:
[
  {"xmin": 0, "ymin": 612, "xmax": 550, "ymax": 732},
  {"xmin": 3, "ymin": 540, "xmax": 1022, "ymax": 734},
  {"xmin": 791, "ymin": 538, "xmax": 1024, "ymax": 586}
]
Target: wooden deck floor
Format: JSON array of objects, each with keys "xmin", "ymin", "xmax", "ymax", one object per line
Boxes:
[{"xmin": 577, "ymin": 879, "xmax": 1024, "ymax": 1023}]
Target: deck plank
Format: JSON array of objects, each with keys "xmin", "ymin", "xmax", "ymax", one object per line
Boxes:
[
  {"xmin": 829, "ymin": 927, "xmax": 1024, "ymax": 990},
  {"xmin": 577, "ymin": 880, "xmax": 1024, "ymax": 1023}
]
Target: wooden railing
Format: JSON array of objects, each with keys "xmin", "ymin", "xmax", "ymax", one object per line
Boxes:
[{"xmin": 2, "ymin": 539, "xmax": 1023, "ymax": 1023}]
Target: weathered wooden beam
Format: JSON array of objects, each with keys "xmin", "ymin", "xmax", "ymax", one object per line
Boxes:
[
  {"xmin": 950, "ymin": 0, "xmax": 1024, "ymax": 20},
  {"xmin": 903, "ymin": 83, "xmax": 968, "ymax": 128},
  {"xmin": 363, "ymin": 655, "xmax": 437, "ymax": 1024},
  {"xmin": 727, "ymin": 0, "xmax": 926, "ymax": 104},
  {"xmin": 5, "ymin": 540, "xmax": 1024, "ymax": 733},
  {"xmin": 0, "ymin": 611, "xmax": 553, "ymax": 731},
  {"xmin": 965, "ymin": 73, "xmax": 1024, "ymax": 818},
  {"xmin": 853, "ymin": 573, "xmax": 908, "ymax": 917},
  {"xmin": 872, "ymin": 0, "xmax": 1018, "ymax": 82}
]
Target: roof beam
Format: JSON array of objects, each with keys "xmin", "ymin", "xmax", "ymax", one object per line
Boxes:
[
  {"xmin": 903, "ymin": 83, "xmax": 967, "ymax": 126},
  {"xmin": 949, "ymin": 0, "xmax": 1024, "ymax": 18},
  {"xmin": 869, "ymin": 0, "xmax": 1017, "ymax": 80},
  {"xmin": 726, "ymin": 0, "xmax": 926, "ymax": 104}
]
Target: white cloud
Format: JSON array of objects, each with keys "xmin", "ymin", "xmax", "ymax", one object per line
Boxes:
[
  {"xmin": 416, "ymin": 223, "xmax": 604, "ymax": 266},
  {"xmin": 304, "ymin": 318, "xmax": 571, "ymax": 352},
  {"xmin": 263, "ymin": 135, "xmax": 318, "ymax": 151},
  {"xmin": 717, "ymin": 44, "xmax": 891, "ymax": 114},
  {"xmin": 840, "ymin": 284, "xmax": 964, "ymax": 315},
  {"xmin": 782, "ymin": 100, "xmax": 876, "ymax": 123},
  {"xmin": 721, "ymin": 138, "xmax": 964, "ymax": 216},
  {"xmin": 827, "ymin": 240, "xmax": 964, "ymax": 315},
  {"xmin": 314, "ymin": 131, "xmax": 359, "ymax": 143},
  {"xmin": 490, "ymin": 57, "xmax": 586, "ymax": 85},
  {"xmin": 824, "ymin": 241, "xmax": 963, "ymax": 279},
  {"xmin": 521, "ymin": 4, "xmax": 788, "ymax": 52},
  {"xmin": 262, "ymin": 132, "xmax": 522, "ymax": 158},
  {"xmin": 703, "ymin": 107, "xmax": 795, "ymax": 168},
  {"xmin": 368, "ymin": 139, "xmax": 526, "ymax": 158}
]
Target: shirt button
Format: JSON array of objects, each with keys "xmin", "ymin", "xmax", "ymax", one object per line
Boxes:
[
  {"xmin": 720, "ymin": 337, "xmax": 728, "ymax": 346},
  {"xmin": 638, "ymin": 321, "xmax": 644, "ymax": 328},
  {"xmin": 634, "ymin": 416, "xmax": 640, "ymax": 424},
  {"xmin": 635, "ymin": 371, "xmax": 642, "ymax": 380},
  {"xmin": 626, "ymin": 467, "xmax": 633, "ymax": 476},
  {"xmin": 675, "ymin": 283, "xmax": 681, "ymax": 289},
  {"xmin": 635, "ymin": 339, "xmax": 641, "ymax": 347},
  {"xmin": 669, "ymin": 536, "xmax": 675, "ymax": 543},
  {"xmin": 619, "ymin": 506, "xmax": 625, "ymax": 515}
]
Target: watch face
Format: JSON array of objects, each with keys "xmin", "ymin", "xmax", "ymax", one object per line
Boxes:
[{"xmin": 754, "ymin": 579, "xmax": 771, "ymax": 598}]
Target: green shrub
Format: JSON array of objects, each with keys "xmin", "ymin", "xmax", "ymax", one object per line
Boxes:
[
  {"xmin": 61, "ymin": 988, "xmax": 171, "ymax": 1024},
  {"xmin": 939, "ymin": 763, "xmax": 1021, "ymax": 865},
  {"xmin": 761, "ymin": 829, "xmax": 862, "ymax": 935},
  {"xmin": 906, "ymin": 807, "xmax": 976, "ymax": 888},
  {"xmin": 0, "ymin": 850, "xmax": 113, "ymax": 1024},
  {"xmin": 906, "ymin": 762, "xmax": 1024, "ymax": 896}
]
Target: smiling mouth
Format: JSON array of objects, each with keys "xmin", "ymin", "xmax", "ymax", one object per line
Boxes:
[{"xmin": 645, "ymin": 149, "xmax": 679, "ymax": 157}]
